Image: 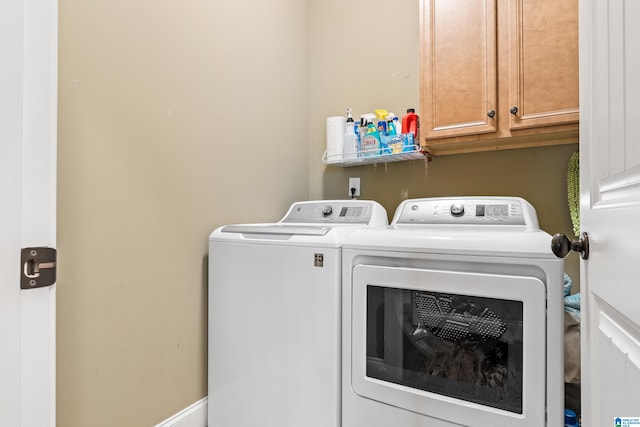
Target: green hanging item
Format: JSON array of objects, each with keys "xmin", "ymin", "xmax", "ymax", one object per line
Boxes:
[{"xmin": 567, "ymin": 152, "xmax": 580, "ymax": 237}]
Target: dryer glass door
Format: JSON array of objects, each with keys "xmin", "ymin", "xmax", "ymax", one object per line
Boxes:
[
  {"xmin": 366, "ymin": 286, "xmax": 522, "ymax": 412},
  {"xmin": 351, "ymin": 265, "xmax": 546, "ymax": 427}
]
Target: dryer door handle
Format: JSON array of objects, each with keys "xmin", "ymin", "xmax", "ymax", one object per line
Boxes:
[{"xmin": 551, "ymin": 232, "xmax": 589, "ymax": 260}]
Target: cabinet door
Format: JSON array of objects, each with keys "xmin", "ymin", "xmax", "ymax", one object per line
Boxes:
[
  {"xmin": 508, "ymin": 0, "xmax": 579, "ymax": 130},
  {"xmin": 420, "ymin": 0, "xmax": 497, "ymax": 139}
]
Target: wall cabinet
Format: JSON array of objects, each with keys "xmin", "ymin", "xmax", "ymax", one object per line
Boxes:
[{"xmin": 420, "ymin": 0, "xmax": 579, "ymax": 155}]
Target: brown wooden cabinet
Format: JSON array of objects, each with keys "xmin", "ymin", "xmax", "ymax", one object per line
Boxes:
[{"xmin": 420, "ymin": 0, "xmax": 579, "ymax": 155}]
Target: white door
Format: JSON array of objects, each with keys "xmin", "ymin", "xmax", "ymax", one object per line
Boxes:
[
  {"xmin": 580, "ymin": 0, "xmax": 640, "ymax": 425},
  {"xmin": 0, "ymin": 0, "xmax": 57, "ymax": 425}
]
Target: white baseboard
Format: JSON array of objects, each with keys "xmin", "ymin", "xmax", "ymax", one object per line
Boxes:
[{"xmin": 154, "ymin": 397, "xmax": 208, "ymax": 427}]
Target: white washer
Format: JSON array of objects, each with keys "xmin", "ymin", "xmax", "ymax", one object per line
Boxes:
[
  {"xmin": 342, "ymin": 197, "xmax": 565, "ymax": 427},
  {"xmin": 208, "ymin": 200, "xmax": 388, "ymax": 427}
]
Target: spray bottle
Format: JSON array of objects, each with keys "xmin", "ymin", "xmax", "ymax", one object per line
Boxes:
[
  {"xmin": 386, "ymin": 113, "xmax": 398, "ymax": 136},
  {"xmin": 343, "ymin": 107, "xmax": 359, "ymax": 161},
  {"xmin": 374, "ymin": 109, "xmax": 389, "ymax": 136},
  {"xmin": 385, "ymin": 113, "xmax": 404, "ymax": 153},
  {"xmin": 360, "ymin": 113, "xmax": 380, "ymax": 157},
  {"xmin": 393, "ymin": 116, "xmax": 401, "ymax": 136},
  {"xmin": 359, "ymin": 114, "xmax": 369, "ymax": 145}
]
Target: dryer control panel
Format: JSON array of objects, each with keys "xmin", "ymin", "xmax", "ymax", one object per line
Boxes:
[
  {"xmin": 281, "ymin": 200, "xmax": 388, "ymax": 225},
  {"xmin": 393, "ymin": 197, "xmax": 539, "ymax": 228}
]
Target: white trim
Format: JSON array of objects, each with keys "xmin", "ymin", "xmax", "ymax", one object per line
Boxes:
[{"xmin": 154, "ymin": 397, "xmax": 208, "ymax": 427}]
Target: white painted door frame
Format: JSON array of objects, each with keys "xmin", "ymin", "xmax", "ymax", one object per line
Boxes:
[{"xmin": 0, "ymin": 0, "xmax": 57, "ymax": 425}]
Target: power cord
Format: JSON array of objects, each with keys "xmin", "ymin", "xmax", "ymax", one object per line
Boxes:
[{"xmin": 350, "ymin": 187, "xmax": 356, "ymax": 199}]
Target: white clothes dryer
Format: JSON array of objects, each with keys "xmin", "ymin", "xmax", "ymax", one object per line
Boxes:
[
  {"xmin": 341, "ymin": 197, "xmax": 564, "ymax": 427},
  {"xmin": 208, "ymin": 200, "xmax": 388, "ymax": 427}
]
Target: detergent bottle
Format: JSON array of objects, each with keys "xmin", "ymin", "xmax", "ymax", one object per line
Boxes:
[
  {"xmin": 564, "ymin": 409, "xmax": 579, "ymax": 427},
  {"xmin": 401, "ymin": 108, "xmax": 420, "ymax": 151}
]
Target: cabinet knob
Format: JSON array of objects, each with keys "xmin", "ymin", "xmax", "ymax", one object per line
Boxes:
[
  {"xmin": 487, "ymin": 110, "xmax": 496, "ymax": 118},
  {"xmin": 510, "ymin": 106, "xmax": 519, "ymax": 115}
]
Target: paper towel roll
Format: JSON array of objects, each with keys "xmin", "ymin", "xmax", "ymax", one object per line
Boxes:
[{"xmin": 326, "ymin": 116, "xmax": 346, "ymax": 163}]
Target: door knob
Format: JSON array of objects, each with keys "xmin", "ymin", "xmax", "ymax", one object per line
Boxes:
[
  {"xmin": 551, "ymin": 232, "xmax": 589, "ymax": 260},
  {"xmin": 510, "ymin": 106, "xmax": 519, "ymax": 115}
]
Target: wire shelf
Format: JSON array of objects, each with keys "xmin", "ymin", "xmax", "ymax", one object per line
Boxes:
[{"xmin": 322, "ymin": 148, "xmax": 430, "ymax": 167}]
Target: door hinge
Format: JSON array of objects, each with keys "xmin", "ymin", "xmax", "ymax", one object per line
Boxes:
[{"xmin": 21, "ymin": 247, "xmax": 57, "ymax": 290}]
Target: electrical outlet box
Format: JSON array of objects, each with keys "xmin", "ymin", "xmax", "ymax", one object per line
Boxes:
[{"xmin": 348, "ymin": 177, "xmax": 361, "ymax": 197}]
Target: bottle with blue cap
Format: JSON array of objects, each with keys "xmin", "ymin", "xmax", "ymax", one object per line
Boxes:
[{"xmin": 564, "ymin": 408, "xmax": 579, "ymax": 427}]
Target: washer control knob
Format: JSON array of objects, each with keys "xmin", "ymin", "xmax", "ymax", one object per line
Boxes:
[
  {"xmin": 321, "ymin": 205, "xmax": 333, "ymax": 216},
  {"xmin": 450, "ymin": 203, "xmax": 465, "ymax": 217}
]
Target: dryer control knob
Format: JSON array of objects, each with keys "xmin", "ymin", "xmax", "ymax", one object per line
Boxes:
[
  {"xmin": 321, "ymin": 205, "xmax": 333, "ymax": 216},
  {"xmin": 450, "ymin": 203, "xmax": 465, "ymax": 217}
]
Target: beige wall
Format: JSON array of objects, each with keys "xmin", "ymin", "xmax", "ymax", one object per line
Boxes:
[
  {"xmin": 308, "ymin": 0, "xmax": 422, "ymax": 199},
  {"xmin": 57, "ymin": 1, "xmax": 309, "ymax": 425},
  {"xmin": 58, "ymin": 0, "xmax": 579, "ymax": 425},
  {"xmin": 309, "ymin": 0, "xmax": 580, "ymax": 285}
]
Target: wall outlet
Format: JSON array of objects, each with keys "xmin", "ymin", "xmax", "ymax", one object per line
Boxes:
[{"xmin": 348, "ymin": 177, "xmax": 360, "ymax": 198}]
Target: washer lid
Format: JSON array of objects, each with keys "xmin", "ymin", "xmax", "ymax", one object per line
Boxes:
[
  {"xmin": 209, "ymin": 200, "xmax": 388, "ymax": 246},
  {"xmin": 221, "ymin": 224, "xmax": 330, "ymax": 236}
]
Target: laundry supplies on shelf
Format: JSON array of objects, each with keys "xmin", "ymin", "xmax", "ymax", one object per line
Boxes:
[{"xmin": 323, "ymin": 106, "xmax": 429, "ymax": 167}]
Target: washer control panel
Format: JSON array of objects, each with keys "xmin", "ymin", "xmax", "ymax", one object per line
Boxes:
[
  {"xmin": 394, "ymin": 197, "xmax": 538, "ymax": 227},
  {"xmin": 282, "ymin": 201, "xmax": 385, "ymax": 224}
]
